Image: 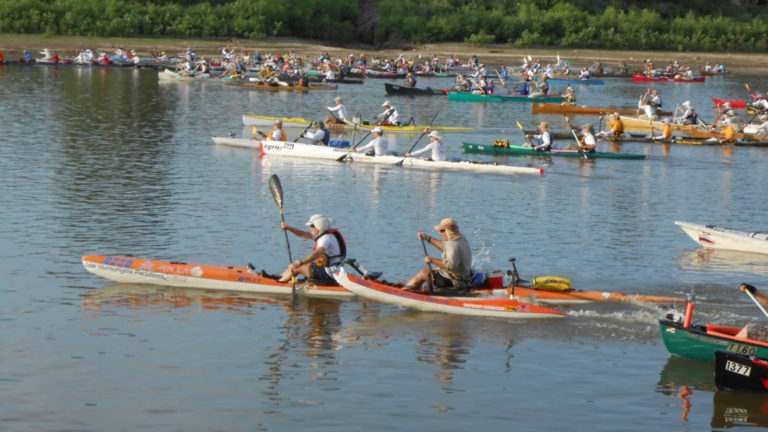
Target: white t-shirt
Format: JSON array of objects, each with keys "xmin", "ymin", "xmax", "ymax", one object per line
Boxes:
[
  {"xmin": 410, "ymin": 140, "xmax": 446, "ymax": 160},
  {"xmin": 316, "ymin": 232, "xmax": 342, "ymax": 267},
  {"xmin": 356, "ymin": 136, "xmax": 389, "ymax": 155}
]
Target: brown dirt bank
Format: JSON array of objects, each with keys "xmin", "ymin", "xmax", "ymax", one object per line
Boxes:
[{"xmin": 2, "ymin": 34, "xmax": 767, "ymax": 75}]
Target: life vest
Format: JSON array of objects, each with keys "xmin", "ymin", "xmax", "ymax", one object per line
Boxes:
[
  {"xmin": 268, "ymin": 129, "xmax": 287, "ymax": 141},
  {"xmin": 313, "ymin": 229, "xmax": 346, "ymax": 267},
  {"xmin": 611, "ymin": 119, "xmax": 624, "ymax": 136},
  {"xmin": 319, "ymin": 127, "xmax": 330, "ymax": 145}
]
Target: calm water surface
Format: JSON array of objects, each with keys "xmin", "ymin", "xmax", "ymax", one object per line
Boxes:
[{"xmin": 2, "ymin": 63, "xmax": 768, "ymax": 431}]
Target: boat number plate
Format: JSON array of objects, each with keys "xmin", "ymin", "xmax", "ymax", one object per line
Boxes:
[
  {"xmin": 724, "ymin": 360, "xmax": 752, "ymax": 377},
  {"xmin": 726, "ymin": 343, "xmax": 757, "ymax": 356}
]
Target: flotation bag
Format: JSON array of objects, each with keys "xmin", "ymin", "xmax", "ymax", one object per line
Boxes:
[
  {"xmin": 329, "ymin": 140, "xmax": 349, "ymax": 148},
  {"xmin": 493, "ymin": 139, "xmax": 510, "ymax": 148},
  {"xmin": 532, "ymin": 276, "xmax": 572, "ymax": 292}
]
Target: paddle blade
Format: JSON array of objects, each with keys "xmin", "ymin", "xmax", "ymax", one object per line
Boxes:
[
  {"xmin": 268, "ymin": 174, "xmax": 284, "ymax": 208},
  {"xmin": 746, "ymin": 83, "xmax": 751, "ymax": 93},
  {"xmin": 516, "ymin": 121, "xmax": 524, "ymax": 130}
]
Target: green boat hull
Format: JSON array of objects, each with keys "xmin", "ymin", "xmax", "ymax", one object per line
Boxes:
[
  {"xmin": 447, "ymin": 92, "xmax": 562, "ymax": 103},
  {"xmin": 659, "ymin": 319, "xmax": 768, "ymax": 362},
  {"xmin": 462, "ymin": 142, "xmax": 646, "ymax": 160}
]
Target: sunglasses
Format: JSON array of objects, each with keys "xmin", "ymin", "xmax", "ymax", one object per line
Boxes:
[{"xmin": 439, "ymin": 229, "xmax": 446, "ymax": 233}]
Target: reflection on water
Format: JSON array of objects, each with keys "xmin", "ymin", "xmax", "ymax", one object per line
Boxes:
[{"xmin": 676, "ymin": 248, "xmax": 768, "ymax": 276}]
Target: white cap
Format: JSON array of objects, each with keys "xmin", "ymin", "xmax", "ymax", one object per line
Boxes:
[
  {"xmin": 372, "ymin": 126, "xmax": 383, "ymax": 134},
  {"xmin": 428, "ymin": 131, "xmax": 442, "ymax": 140},
  {"xmin": 382, "ymin": 100, "xmax": 391, "ymax": 107},
  {"xmin": 682, "ymin": 101, "xmax": 691, "ymax": 108},
  {"xmin": 305, "ymin": 214, "xmax": 333, "ymax": 233}
]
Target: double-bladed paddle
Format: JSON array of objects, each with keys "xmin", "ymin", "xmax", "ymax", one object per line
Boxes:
[
  {"xmin": 268, "ymin": 174, "xmax": 296, "ymax": 300},
  {"xmin": 395, "ymin": 111, "xmax": 440, "ymax": 166},
  {"xmin": 335, "ymin": 126, "xmax": 372, "ymax": 162}
]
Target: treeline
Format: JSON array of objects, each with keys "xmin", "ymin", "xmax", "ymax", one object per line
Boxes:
[{"xmin": 1, "ymin": 0, "xmax": 766, "ymax": 52}]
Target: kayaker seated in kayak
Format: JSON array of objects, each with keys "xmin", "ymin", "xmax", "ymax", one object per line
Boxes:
[
  {"xmin": 530, "ymin": 75, "xmax": 549, "ymax": 96},
  {"xmin": 453, "ymin": 74, "xmax": 471, "ymax": 92},
  {"xmin": 718, "ymin": 119, "xmax": 737, "ymax": 145},
  {"xmin": 352, "ymin": 127, "xmax": 389, "ymax": 156},
  {"xmin": 524, "ymin": 121, "xmax": 553, "ymax": 151},
  {"xmin": 579, "ymin": 123, "xmax": 597, "ymax": 153},
  {"xmin": 376, "ymin": 100, "xmax": 399, "ymax": 126},
  {"xmin": 561, "ymin": 86, "xmax": 576, "ymax": 106},
  {"xmin": 735, "ymin": 284, "xmax": 768, "ymax": 342},
  {"xmin": 515, "ymin": 77, "xmax": 531, "ymax": 96},
  {"xmin": 300, "ymin": 121, "xmax": 330, "ymax": 146},
  {"xmin": 596, "ymin": 113, "xmax": 625, "ymax": 139},
  {"xmin": 652, "ymin": 119, "xmax": 673, "ymax": 141},
  {"xmin": 753, "ymin": 114, "xmax": 768, "ymax": 135},
  {"xmin": 278, "ymin": 214, "xmax": 345, "ymax": 283},
  {"xmin": 579, "ymin": 67, "xmax": 591, "ymax": 80},
  {"xmin": 403, "ymin": 72, "xmax": 417, "ymax": 88},
  {"xmin": 254, "ymin": 119, "xmax": 287, "ymax": 141},
  {"xmin": 406, "ymin": 130, "xmax": 446, "ymax": 161},
  {"xmin": 676, "ymin": 101, "xmax": 698, "ymax": 125},
  {"xmin": 403, "ymin": 218, "xmax": 473, "ymax": 294},
  {"xmin": 325, "ymin": 96, "xmax": 349, "ymax": 125}
]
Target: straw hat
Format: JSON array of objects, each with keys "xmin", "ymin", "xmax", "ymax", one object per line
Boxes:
[
  {"xmin": 382, "ymin": 100, "xmax": 391, "ymax": 107},
  {"xmin": 434, "ymin": 217, "xmax": 457, "ymax": 231},
  {"xmin": 274, "ymin": 119, "xmax": 283, "ymax": 126}
]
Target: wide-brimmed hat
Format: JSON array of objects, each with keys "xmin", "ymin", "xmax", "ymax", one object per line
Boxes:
[
  {"xmin": 583, "ymin": 123, "xmax": 594, "ymax": 132},
  {"xmin": 382, "ymin": 100, "xmax": 391, "ymax": 107},
  {"xmin": 274, "ymin": 119, "xmax": 283, "ymax": 126},
  {"xmin": 434, "ymin": 217, "xmax": 457, "ymax": 231}
]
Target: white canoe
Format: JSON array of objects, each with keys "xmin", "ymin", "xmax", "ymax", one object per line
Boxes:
[
  {"xmin": 675, "ymin": 221, "xmax": 768, "ymax": 255},
  {"xmin": 332, "ymin": 268, "xmax": 566, "ymax": 319},
  {"xmin": 241, "ymin": 114, "xmax": 474, "ymax": 134},
  {"xmin": 82, "ymin": 255, "xmax": 353, "ymax": 298},
  {"xmin": 347, "ymin": 153, "xmax": 544, "ymax": 175},
  {"xmin": 212, "ymin": 137, "xmax": 544, "ymax": 175},
  {"xmin": 158, "ymin": 69, "xmax": 211, "ymax": 81}
]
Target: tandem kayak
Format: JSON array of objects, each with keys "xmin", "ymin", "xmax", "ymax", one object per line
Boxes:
[
  {"xmin": 632, "ymin": 73, "xmax": 706, "ymax": 83},
  {"xmin": 446, "ymin": 91, "xmax": 563, "ymax": 103},
  {"xmin": 384, "ymin": 83, "xmax": 447, "ymax": 96},
  {"xmin": 241, "ymin": 114, "xmax": 474, "ymax": 133},
  {"xmin": 675, "ymin": 221, "xmax": 768, "ymax": 255},
  {"xmin": 82, "ymin": 255, "xmax": 353, "ymax": 298},
  {"xmin": 461, "ymin": 142, "xmax": 647, "ymax": 160},
  {"xmin": 332, "ymin": 268, "xmax": 567, "ymax": 319}
]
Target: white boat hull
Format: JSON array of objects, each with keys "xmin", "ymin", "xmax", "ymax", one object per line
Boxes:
[
  {"xmin": 347, "ymin": 153, "xmax": 544, "ymax": 175},
  {"xmin": 675, "ymin": 221, "xmax": 768, "ymax": 255},
  {"xmin": 333, "ymin": 268, "xmax": 565, "ymax": 319}
]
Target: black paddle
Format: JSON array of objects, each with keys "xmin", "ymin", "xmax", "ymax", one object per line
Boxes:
[
  {"xmin": 268, "ymin": 174, "xmax": 297, "ymax": 300},
  {"xmin": 396, "ymin": 111, "xmax": 440, "ymax": 166},
  {"xmin": 335, "ymin": 129, "xmax": 372, "ymax": 162},
  {"xmin": 293, "ymin": 124, "xmax": 311, "ymax": 142},
  {"xmin": 420, "ymin": 237, "xmax": 435, "ymax": 293}
]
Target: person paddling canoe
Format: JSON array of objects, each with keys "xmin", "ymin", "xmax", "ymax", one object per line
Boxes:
[
  {"xmin": 278, "ymin": 214, "xmax": 346, "ymax": 283},
  {"xmin": 353, "ymin": 126, "xmax": 389, "ymax": 156},
  {"xmin": 403, "ymin": 218, "xmax": 472, "ymax": 294},
  {"xmin": 406, "ymin": 129, "xmax": 446, "ymax": 161},
  {"xmin": 325, "ymin": 96, "xmax": 349, "ymax": 125},
  {"xmin": 524, "ymin": 121, "xmax": 553, "ymax": 151},
  {"xmin": 579, "ymin": 123, "xmax": 597, "ymax": 153}
]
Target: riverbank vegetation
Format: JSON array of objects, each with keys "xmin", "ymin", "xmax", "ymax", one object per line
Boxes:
[{"xmin": 1, "ymin": 0, "xmax": 766, "ymax": 52}]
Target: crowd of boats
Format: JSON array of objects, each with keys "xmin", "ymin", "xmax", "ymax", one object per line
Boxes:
[{"xmin": 27, "ymin": 42, "xmax": 765, "ymax": 395}]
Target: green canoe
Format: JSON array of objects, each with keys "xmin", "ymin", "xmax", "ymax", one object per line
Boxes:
[
  {"xmin": 447, "ymin": 92, "xmax": 563, "ymax": 103},
  {"xmin": 461, "ymin": 142, "xmax": 646, "ymax": 160},
  {"xmin": 659, "ymin": 317, "xmax": 768, "ymax": 362}
]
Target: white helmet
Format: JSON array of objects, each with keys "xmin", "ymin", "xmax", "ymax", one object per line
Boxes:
[{"xmin": 305, "ymin": 214, "xmax": 333, "ymax": 233}]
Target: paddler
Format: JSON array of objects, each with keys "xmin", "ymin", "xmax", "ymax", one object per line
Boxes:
[
  {"xmin": 352, "ymin": 126, "xmax": 389, "ymax": 156},
  {"xmin": 579, "ymin": 123, "xmax": 597, "ymax": 153},
  {"xmin": 278, "ymin": 214, "xmax": 345, "ymax": 283},
  {"xmin": 300, "ymin": 121, "xmax": 330, "ymax": 146},
  {"xmin": 597, "ymin": 112, "xmax": 625, "ymax": 139},
  {"xmin": 376, "ymin": 100, "xmax": 399, "ymax": 126},
  {"xmin": 325, "ymin": 96, "xmax": 349, "ymax": 125},
  {"xmin": 406, "ymin": 129, "xmax": 446, "ymax": 161},
  {"xmin": 735, "ymin": 284, "xmax": 768, "ymax": 341},
  {"xmin": 403, "ymin": 218, "xmax": 473, "ymax": 294},
  {"xmin": 524, "ymin": 121, "xmax": 553, "ymax": 151},
  {"xmin": 266, "ymin": 119, "xmax": 287, "ymax": 141},
  {"xmin": 403, "ymin": 71, "xmax": 416, "ymax": 88},
  {"xmin": 561, "ymin": 86, "xmax": 576, "ymax": 106},
  {"xmin": 652, "ymin": 118, "xmax": 673, "ymax": 141}
]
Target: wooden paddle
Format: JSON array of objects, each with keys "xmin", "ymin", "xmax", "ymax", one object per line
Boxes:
[
  {"xmin": 268, "ymin": 174, "xmax": 297, "ymax": 300},
  {"xmin": 396, "ymin": 111, "xmax": 440, "ymax": 166},
  {"xmin": 468, "ymin": 77, "xmax": 486, "ymax": 95},
  {"xmin": 335, "ymin": 128, "xmax": 372, "ymax": 162},
  {"xmin": 495, "ymin": 69, "xmax": 506, "ymax": 86},
  {"xmin": 515, "ymin": 120, "xmax": 530, "ymax": 146}
]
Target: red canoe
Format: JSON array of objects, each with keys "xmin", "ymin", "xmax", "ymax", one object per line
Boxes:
[
  {"xmin": 712, "ymin": 98, "xmax": 748, "ymax": 109},
  {"xmin": 632, "ymin": 73, "xmax": 705, "ymax": 83}
]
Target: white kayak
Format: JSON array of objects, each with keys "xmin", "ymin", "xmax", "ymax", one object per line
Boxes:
[
  {"xmin": 675, "ymin": 221, "xmax": 768, "ymax": 255},
  {"xmin": 332, "ymin": 268, "xmax": 566, "ymax": 319},
  {"xmin": 158, "ymin": 69, "xmax": 211, "ymax": 81},
  {"xmin": 212, "ymin": 137, "xmax": 543, "ymax": 175},
  {"xmin": 347, "ymin": 153, "xmax": 544, "ymax": 175}
]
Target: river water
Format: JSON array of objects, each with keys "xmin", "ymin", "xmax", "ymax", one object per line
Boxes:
[{"xmin": 2, "ymin": 63, "xmax": 768, "ymax": 431}]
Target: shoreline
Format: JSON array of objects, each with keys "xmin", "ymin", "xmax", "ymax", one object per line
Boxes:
[{"xmin": 2, "ymin": 34, "xmax": 768, "ymax": 75}]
